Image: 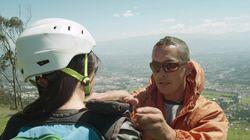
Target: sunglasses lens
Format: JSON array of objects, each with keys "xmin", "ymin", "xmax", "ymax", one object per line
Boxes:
[
  {"xmin": 150, "ymin": 62, "xmax": 161, "ymax": 73},
  {"xmin": 150, "ymin": 61, "xmax": 185, "ymax": 73},
  {"xmin": 164, "ymin": 63, "xmax": 179, "ymax": 72}
]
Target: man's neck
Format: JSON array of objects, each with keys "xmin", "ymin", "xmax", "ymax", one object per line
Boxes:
[
  {"xmin": 59, "ymin": 92, "xmax": 85, "ymax": 110},
  {"xmin": 163, "ymin": 89, "xmax": 184, "ymax": 103}
]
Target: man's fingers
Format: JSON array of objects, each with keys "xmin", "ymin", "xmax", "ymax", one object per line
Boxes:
[
  {"xmin": 134, "ymin": 107, "xmax": 165, "ymax": 130},
  {"xmin": 136, "ymin": 113, "xmax": 162, "ymax": 123},
  {"xmin": 136, "ymin": 113, "xmax": 155, "ymax": 124},
  {"xmin": 123, "ymin": 96, "xmax": 139, "ymax": 105},
  {"xmin": 136, "ymin": 107, "xmax": 162, "ymax": 114},
  {"xmin": 135, "ymin": 113, "xmax": 163, "ymax": 130}
]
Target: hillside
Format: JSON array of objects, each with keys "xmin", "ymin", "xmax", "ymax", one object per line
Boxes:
[{"xmin": 1, "ymin": 90, "xmax": 249, "ymax": 139}]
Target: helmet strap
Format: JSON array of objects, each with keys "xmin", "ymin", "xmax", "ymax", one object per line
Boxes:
[
  {"xmin": 83, "ymin": 54, "xmax": 90, "ymax": 96},
  {"xmin": 61, "ymin": 54, "xmax": 91, "ymax": 96}
]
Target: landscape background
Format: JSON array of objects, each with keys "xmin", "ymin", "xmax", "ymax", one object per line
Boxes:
[
  {"xmin": 94, "ymin": 33, "xmax": 250, "ymax": 95},
  {"xmin": 1, "ymin": 0, "xmax": 250, "ymax": 139},
  {"xmin": 1, "ymin": 33, "xmax": 250, "ymax": 139}
]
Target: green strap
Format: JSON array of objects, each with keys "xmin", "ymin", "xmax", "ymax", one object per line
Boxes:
[
  {"xmin": 84, "ymin": 54, "xmax": 90, "ymax": 96},
  {"xmin": 84, "ymin": 53, "xmax": 88, "ymax": 79},
  {"xmin": 29, "ymin": 79, "xmax": 38, "ymax": 87},
  {"xmin": 61, "ymin": 54, "xmax": 90, "ymax": 96},
  {"xmin": 61, "ymin": 68, "xmax": 85, "ymax": 82}
]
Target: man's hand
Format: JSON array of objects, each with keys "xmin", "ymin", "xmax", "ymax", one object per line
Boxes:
[
  {"xmin": 135, "ymin": 107, "xmax": 176, "ymax": 140},
  {"xmin": 87, "ymin": 90, "xmax": 139, "ymax": 105}
]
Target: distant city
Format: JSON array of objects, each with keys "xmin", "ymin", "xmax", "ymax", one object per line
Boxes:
[
  {"xmin": 1, "ymin": 33, "xmax": 250, "ymax": 96},
  {"xmin": 94, "ymin": 33, "xmax": 250, "ymax": 95}
]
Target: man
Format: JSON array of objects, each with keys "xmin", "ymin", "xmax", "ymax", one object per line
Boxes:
[{"xmin": 90, "ymin": 36, "xmax": 228, "ymax": 140}]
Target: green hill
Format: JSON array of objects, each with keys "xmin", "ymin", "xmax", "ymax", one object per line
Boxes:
[{"xmin": 1, "ymin": 90, "xmax": 250, "ymax": 139}]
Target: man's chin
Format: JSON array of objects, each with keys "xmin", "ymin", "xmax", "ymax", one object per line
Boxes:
[
  {"xmin": 156, "ymin": 83, "xmax": 170, "ymax": 90},
  {"xmin": 157, "ymin": 87, "xmax": 171, "ymax": 96}
]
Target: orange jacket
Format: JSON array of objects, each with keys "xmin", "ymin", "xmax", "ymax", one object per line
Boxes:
[{"xmin": 132, "ymin": 60, "xmax": 228, "ymax": 140}]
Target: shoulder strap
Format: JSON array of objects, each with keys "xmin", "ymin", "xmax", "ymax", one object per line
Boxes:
[
  {"xmin": 84, "ymin": 100, "xmax": 133, "ymax": 139},
  {"xmin": 85, "ymin": 100, "xmax": 133, "ymax": 115},
  {"xmin": 105, "ymin": 116, "xmax": 127, "ymax": 140}
]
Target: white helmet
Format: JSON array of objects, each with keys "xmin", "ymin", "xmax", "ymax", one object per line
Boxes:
[{"xmin": 16, "ymin": 18, "xmax": 96, "ymax": 81}]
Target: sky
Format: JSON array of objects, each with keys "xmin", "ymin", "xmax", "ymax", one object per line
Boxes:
[{"xmin": 1, "ymin": 0, "xmax": 250, "ymax": 41}]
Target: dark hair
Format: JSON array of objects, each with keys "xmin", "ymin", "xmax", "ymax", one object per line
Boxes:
[
  {"xmin": 22, "ymin": 51, "xmax": 100, "ymax": 118},
  {"xmin": 155, "ymin": 36, "xmax": 190, "ymax": 62}
]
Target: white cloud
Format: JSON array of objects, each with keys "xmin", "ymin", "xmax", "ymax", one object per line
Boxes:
[
  {"xmin": 113, "ymin": 13, "xmax": 121, "ymax": 18},
  {"xmin": 135, "ymin": 12, "xmax": 140, "ymax": 16},
  {"xmin": 104, "ymin": 15, "xmax": 250, "ymax": 40},
  {"xmin": 203, "ymin": 19, "xmax": 215, "ymax": 23},
  {"xmin": 160, "ymin": 18, "xmax": 176, "ymax": 23},
  {"xmin": 113, "ymin": 8, "xmax": 139, "ymax": 18},
  {"xmin": 159, "ymin": 15, "xmax": 250, "ymax": 34},
  {"xmin": 223, "ymin": 15, "xmax": 250, "ymax": 21},
  {"xmin": 123, "ymin": 10, "xmax": 134, "ymax": 17},
  {"xmin": 170, "ymin": 24, "xmax": 185, "ymax": 30},
  {"xmin": 108, "ymin": 15, "xmax": 250, "ymax": 40}
]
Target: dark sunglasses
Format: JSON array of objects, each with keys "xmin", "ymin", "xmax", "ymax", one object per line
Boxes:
[{"xmin": 150, "ymin": 60, "xmax": 187, "ymax": 73}]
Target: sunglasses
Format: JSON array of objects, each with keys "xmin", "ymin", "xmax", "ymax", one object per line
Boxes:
[{"xmin": 150, "ymin": 60, "xmax": 187, "ymax": 73}]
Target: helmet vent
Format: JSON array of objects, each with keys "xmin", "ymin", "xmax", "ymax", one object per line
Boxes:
[
  {"xmin": 21, "ymin": 69, "xmax": 24, "ymax": 74},
  {"xmin": 81, "ymin": 30, "xmax": 83, "ymax": 34},
  {"xmin": 37, "ymin": 60, "xmax": 50, "ymax": 66},
  {"xmin": 53, "ymin": 26, "xmax": 56, "ymax": 29},
  {"xmin": 68, "ymin": 26, "xmax": 71, "ymax": 31}
]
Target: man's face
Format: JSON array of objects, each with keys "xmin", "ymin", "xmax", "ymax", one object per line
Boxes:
[{"xmin": 151, "ymin": 45, "xmax": 187, "ymax": 100}]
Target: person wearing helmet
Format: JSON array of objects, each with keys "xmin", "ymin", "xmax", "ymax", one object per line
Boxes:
[{"xmin": 0, "ymin": 18, "xmax": 141, "ymax": 140}]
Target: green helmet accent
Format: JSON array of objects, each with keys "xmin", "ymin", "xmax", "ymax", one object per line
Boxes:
[
  {"xmin": 61, "ymin": 68, "xmax": 85, "ymax": 82},
  {"xmin": 29, "ymin": 79, "xmax": 38, "ymax": 87},
  {"xmin": 83, "ymin": 54, "xmax": 90, "ymax": 96},
  {"xmin": 61, "ymin": 54, "xmax": 91, "ymax": 96}
]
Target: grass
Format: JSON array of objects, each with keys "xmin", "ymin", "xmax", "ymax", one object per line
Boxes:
[
  {"xmin": 228, "ymin": 121, "xmax": 250, "ymax": 140},
  {"xmin": 241, "ymin": 96, "xmax": 250, "ymax": 105},
  {"xmin": 203, "ymin": 90, "xmax": 235, "ymax": 100},
  {"xmin": 228, "ymin": 128, "xmax": 250, "ymax": 140},
  {"xmin": 1, "ymin": 90, "xmax": 250, "ymax": 139},
  {"xmin": 203, "ymin": 90, "xmax": 250, "ymax": 139},
  {"xmin": 0, "ymin": 105, "xmax": 17, "ymax": 134}
]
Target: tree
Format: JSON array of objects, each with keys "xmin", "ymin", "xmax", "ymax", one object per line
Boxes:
[{"xmin": 0, "ymin": 16, "xmax": 24, "ymax": 109}]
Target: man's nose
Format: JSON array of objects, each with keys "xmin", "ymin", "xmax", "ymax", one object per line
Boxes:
[{"xmin": 158, "ymin": 66, "xmax": 167, "ymax": 77}]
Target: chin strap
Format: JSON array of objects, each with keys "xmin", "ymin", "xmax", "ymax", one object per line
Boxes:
[
  {"xmin": 83, "ymin": 54, "xmax": 90, "ymax": 95},
  {"xmin": 61, "ymin": 54, "xmax": 90, "ymax": 96}
]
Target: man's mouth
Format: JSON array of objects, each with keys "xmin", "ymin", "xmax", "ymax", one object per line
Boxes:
[{"xmin": 158, "ymin": 81, "xmax": 170, "ymax": 85}]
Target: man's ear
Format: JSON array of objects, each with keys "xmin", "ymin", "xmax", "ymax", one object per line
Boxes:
[{"xmin": 185, "ymin": 61, "xmax": 194, "ymax": 76}]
